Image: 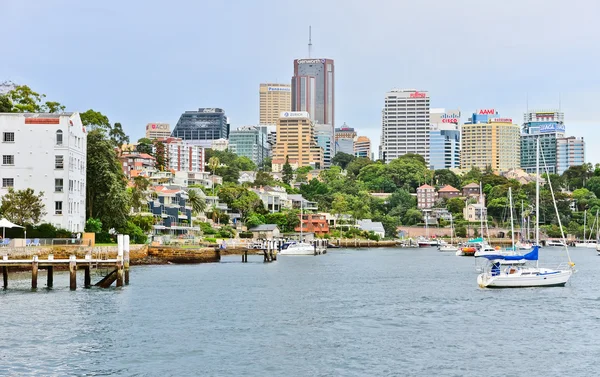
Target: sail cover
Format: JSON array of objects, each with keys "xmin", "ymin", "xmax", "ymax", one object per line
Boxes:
[{"xmin": 478, "ymin": 246, "xmax": 539, "ymax": 261}]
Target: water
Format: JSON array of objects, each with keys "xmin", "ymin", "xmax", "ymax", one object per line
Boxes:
[{"xmin": 1, "ymin": 247, "xmax": 600, "ymax": 376}]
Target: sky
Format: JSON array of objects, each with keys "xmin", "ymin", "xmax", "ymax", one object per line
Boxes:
[{"xmin": 2, "ymin": 0, "xmax": 599, "ymax": 161}]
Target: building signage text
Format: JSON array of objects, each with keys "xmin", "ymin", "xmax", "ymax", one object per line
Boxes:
[
  {"xmin": 489, "ymin": 118, "xmax": 513, "ymax": 123},
  {"xmin": 268, "ymin": 86, "xmax": 291, "ymax": 92},
  {"xmin": 409, "ymin": 91, "xmax": 427, "ymax": 98},
  {"xmin": 297, "ymin": 59, "xmax": 326, "ymax": 64},
  {"xmin": 441, "ymin": 112, "xmax": 460, "ymax": 123},
  {"xmin": 538, "ymin": 123, "xmax": 566, "ymax": 133},
  {"xmin": 478, "ymin": 109, "xmax": 496, "ymax": 115},
  {"xmin": 281, "ymin": 111, "xmax": 310, "ymax": 118},
  {"xmin": 147, "ymin": 123, "xmax": 169, "ymax": 130}
]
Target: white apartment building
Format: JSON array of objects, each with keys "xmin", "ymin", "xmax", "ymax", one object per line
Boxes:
[
  {"xmin": 156, "ymin": 137, "xmax": 205, "ymax": 173},
  {"xmin": 381, "ymin": 89, "xmax": 430, "ymax": 163},
  {"xmin": 0, "ymin": 113, "xmax": 87, "ymax": 231}
]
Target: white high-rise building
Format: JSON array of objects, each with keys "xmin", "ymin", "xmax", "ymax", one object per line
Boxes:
[
  {"xmin": 381, "ymin": 89, "xmax": 430, "ymax": 163},
  {"xmin": 156, "ymin": 137, "xmax": 205, "ymax": 173},
  {"xmin": 0, "ymin": 112, "xmax": 87, "ymax": 231}
]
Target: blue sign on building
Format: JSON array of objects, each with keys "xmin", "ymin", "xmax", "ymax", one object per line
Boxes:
[{"xmin": 532, "ymin": 122, "xmax": 566, "ymax": 133}]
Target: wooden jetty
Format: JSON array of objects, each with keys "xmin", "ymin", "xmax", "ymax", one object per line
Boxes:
[{"xmin": 0, "ymin": 234, "xmax": 131, "ymax": 290}]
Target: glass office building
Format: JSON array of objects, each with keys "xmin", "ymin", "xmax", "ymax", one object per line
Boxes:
[
  {"xmin": 171, "ymin": 108, "xmax": 229, "ymax": 147},
  {"xmin": 228, "ymin": 126, "xmax": 270, "ymax": 166},
  {"xmin": 429, "ymin": 129, "xmax": 460, "ymax": 170}
]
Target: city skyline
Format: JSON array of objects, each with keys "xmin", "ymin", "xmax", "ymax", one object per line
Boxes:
[{"xmin": 1, "ymin": 0, "xmax": 599, "ymax": 161}]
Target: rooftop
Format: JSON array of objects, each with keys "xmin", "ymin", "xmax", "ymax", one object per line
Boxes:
[
  {"xmin": 438, "ymin": 185, "xmax": 459, "ymax": 192},
  {"xmin": 249, "ymin": 224, "xmax": 279, "ymax": 232}
]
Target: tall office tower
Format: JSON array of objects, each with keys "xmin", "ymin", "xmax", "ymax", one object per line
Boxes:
[
  {"xmin": 271, "ymin": 111, "xmax": 323, "ymax": 172},
  {"xmin": 380, "ymin": 89, "xmax": 430, "ymax": 163},
  {"xmin": 521, "ymin": 110, "xmax": 565, "ymax": 174},
  {"xmin": 314, "ymin": 124, "xmax": 334, "ymax": 168},
  {"xmin": 228, "ymin": 126, "xmax": 270, "ymax": 167},
  {"xmin": 259, "ymin": 83, "xmax": 292, "ymax": 126},
  {"xmin": 556, "ymin": 136, "xmax": 585, "ymax": 175},
  {"xmin": 145, "ymin": 123, "xmax": 171, "ymax": 139},
  {"xmin": 429, "ymin": 109, "xmax": 461, "ymax": 170},
  {"xmin": 354, "ymin": 136, "xmax": 371, "ymax": 158},
  {"xmin": 334, "ymin": 123, "xmax": 356, "ymax": 155},
  {"xmin": 461, "ymin": 110, "xmax": 520, "ymax": 171},
  {"xmin": 291, "ymin": 58, "xmax": 334, "ymax": 126},
  {"xmin": 171, "ymin": 108, "xmax": 230, "ymax": 148}
]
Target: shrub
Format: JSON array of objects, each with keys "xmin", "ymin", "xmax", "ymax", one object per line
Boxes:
[
  {"xmin": 85, "ymin": 218, "xmax": 103, "ymax": 233},
  {"xmin": 239, "ymin": 231, "xmax": 253, "ymax": 239},
  {"xmin": 205, "ymin": 237, "xmax": 217, "ymax": 244}
]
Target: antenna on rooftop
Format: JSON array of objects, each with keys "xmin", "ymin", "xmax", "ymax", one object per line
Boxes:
[
  {"xmin": 559, "ymin": 92, "xmax": 562, "ymax": 111},
  {"xmin": 308, "ymin": 26, "xmax": 312, "ymax": 58}
]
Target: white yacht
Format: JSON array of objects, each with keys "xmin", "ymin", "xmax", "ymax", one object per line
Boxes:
[
  {"xmin": 477, "ymin": 139, "xmax": 575, "ymax": 288},
  {"xmin": 279, "ymin": 240, "xmax": 315, "ymax": 255},
  {"xmin": 546, "ymin": 240, "xmax": 566, "ymax": 247},
  {"xmin": 438, "ymin": 215, "xmax": 458, "ymax": 252}
]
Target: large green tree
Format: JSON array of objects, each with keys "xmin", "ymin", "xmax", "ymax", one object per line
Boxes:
[
  {"xmin": 109, "ymin": 122, "xmax": 130, "ymax": 150},
  {"xmin": 434, "ymin": 169, "xmax": 461, "ymax": 188},
  {"xmin": 0, "ymin": 95, "xmax": 13, "ymax": 112},
  {"xmin": 282, "ymin": 156, "xmax": 293, "ymax": 185},
  {"xmin": 80, "ymin": 109, "xmax": 110, "ymax": 131},
  {"xmin": 332, "ymin": 152, "xmax": 355, "ymax": 169},
  {"xmin": 136, "ymin": 137, "xmax": 154, "ymax": 154},
  {"xmin": 0, "ymin": 188, "xmax": 46, "ymax": 225},
  {"xmin": 86, "ymin": 130, "xmax": 130, "ymax": 230}
]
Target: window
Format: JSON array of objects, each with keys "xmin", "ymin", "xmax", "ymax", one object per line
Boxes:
[
  {"xmin": 2, "ymin": 155, "xmax": 14, "ymax": 165},
  {"xmin": 55, "ymin": 178, "xmax": 63, "ymax": 192},
  {"xmin": 56, "ymin": 130, "xmax": 63, "ymax": 145},
  {"xmin": 2, "ymin": 132, "xmax": 14, "ymax": 143},
  {"xmin": 55, "ymin": 201, "xmax": 63, "ymax": 215},
  {"xmin": 55, "ymin": 155, "xmax": 64, "ymax": 169},
  {"xmin": 2, "ymin": 178, "xmax": 14, "ymax": 188}
]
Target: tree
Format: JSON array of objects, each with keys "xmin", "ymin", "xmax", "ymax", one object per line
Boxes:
[
  {"xmin": 236, "ymin": 156, "xmax": 256, "ymax": 171},
  {"xmin": 332, "ymin": 152, "xmax": 355, "ymax": 169},
  {"xmin": 244, "ymin": 213, "xmax": 265, "ymax": 228},
  {"xmin": 85, "ymin": 218, "xmax": 103, "ymax": 233},
  {"xmin": 331, "ymin": 193, "xmax": 350, "ymax": 225},
  {"xmin": 462, "ymin": 166, "xmax": 483, "ymax": 185},
  {"xmin": 0, "ymin": 188, "xmax": 46, "ymax": 225},
  {"xmin": 434, "ymin": 169, "xmax": 461, "ymax": 188},
  {"xmin": 586, "ymin": 176, "xmax": 600, "ymax": 199},
  {"xmin": 80, "ymin": 109, "xmax": 110, "ymax": 131},
  {"xmin": 154, "ymin": 140, "xmax": 168, "ymax": 171},
  {"xmin": 208, "ymin": 156, "xmax": 220, "ymax": 174},
  {"xmin": 186, "ymin": 188, "xmax": 207, "ymax": 217},
  {"xmin": 130, "ymin": 176, "xmax": 151, "ymax": 212},
  {"xmin": 255, "ymin": 171, "xmax": 275, "ymax": 186},
  {"xmin": 260, "ymin": 157, "xmax": 272, "ymax": 172},
  {"xmin": 282, "ymin": 156, "xmax": 293, "ymax": 185},
  {"xmin": 0, "ymin": 95, "xmax": 13, "ymax": 112},
  {"xmin": 346, "ymin": 157, "xmax": 374, "ymax": 177},
  {"xmin": 45, "ymin": 101, "xmax": 66, "ymax": 113},
  {"xmin": 136, "ymin": 138, "xmax": 154, "ymax": 154},
  {"xmin": 5, "ymin": 85, "xmax": 65, "ymax": 113},
  {"xmin": 86, "ymin": 130, "xmax": 130, "ymax": 231},
  {"xmin": 217, "ymin": 184, "xmax": 265, "ymax": 218},
  {"xmin": 402, "ymin": 208, "xmax": 423, "ymax": 226},
  {"xmin": 446, "ymin": 197, "xmax": 465, "ymax": 215},
  {"xmin": 109, "ymin": 122, "xmax": 130, "ymax": 150}
]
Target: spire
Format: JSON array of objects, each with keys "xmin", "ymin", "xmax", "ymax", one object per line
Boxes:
[{"xmin": 308, "ymin": 26, "xmax": 312, "ymax": 58}]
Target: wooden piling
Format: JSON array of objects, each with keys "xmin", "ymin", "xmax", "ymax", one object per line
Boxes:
[
  {"xmin": 2, "ymin": 266, "xmax": 7, "ymax": 289},
  {"xmin": 47, "ymin": 266, "xmax": 53, "ymax": 288},
  {"xmin": 84, "ymin": 266, "xmax": 91, "ymax": 288},
  {"xmin": 116, "ymin": 234, "xmax": 124, "ymax": 287},
  {"xmin": 31, "ymin": 255, "xmax": 38, "ymax": 289},
  {"xmin": 124, "ymin": 235, "xmax": 130, "ymax": 285},
  {"xmin": 69, "ymin": 255, "xmax": 77, "ymax": 290}
]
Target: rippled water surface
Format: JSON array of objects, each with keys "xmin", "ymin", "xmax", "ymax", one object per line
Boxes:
[{"xmin": 1, "ymin": 247, "xmax": 599, "ymax": 376}]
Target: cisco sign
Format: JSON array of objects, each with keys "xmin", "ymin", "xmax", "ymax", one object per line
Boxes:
[
  {"xmin": 538, "ymin": 123, "xmax": 566, "ymax": 133},
  {"xmin": 280, "ymin": 111, "xmax": 310, "ymax": 118},
  {"xmin": 268, "ymin": 86, "xmax": 291, "ymax": 92},
  {"xmin": 297, "ymin": 58, "xmax": 326, "ymax": 64},
  {"xmin": 441, "ymin": 112, "xmax": 460, "ymax": 123}
]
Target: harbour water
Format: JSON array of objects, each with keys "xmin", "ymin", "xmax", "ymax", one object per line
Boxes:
[{"xmin": 2, "ymin": 247, "xmax": 600, "ymax": 376}]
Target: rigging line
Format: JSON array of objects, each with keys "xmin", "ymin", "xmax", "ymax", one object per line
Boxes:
[{"xmin": 540, "ymin": 145, "xmax": 574, "ymax": 266}]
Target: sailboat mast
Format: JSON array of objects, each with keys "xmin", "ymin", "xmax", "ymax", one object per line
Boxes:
[
  {"xmin": 583, "ymin": 209, "xmax": 587, "ymax": 243},
  {"xmin": 536, "ymin": 137, "xmax": 540, "ymax": 267},
  {"xmin": 509, "ymin": 187, "xmax": 515, "ymax": 250},
  {"xmin": 479, "ymin": 181, "xmax": 484, "ymax": 238},
  {"xmin": 300, "ymin": 199, "xmax": 303, "ymax": 241}
]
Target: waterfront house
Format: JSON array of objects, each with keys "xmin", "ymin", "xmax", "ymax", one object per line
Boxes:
[
  {"xmin": 464, "ymin": 203, "xmax": 487, "ymax": 222},
  {"xmin": 288, "ymin": 194, "xmax": 318, "ymax": 211},
  {"xmin": 248, "ymin": 224, "xmax": 281, "ymax": 239},
  {"xmin": 437, "ymin": 185, "xmax": 460, "ymax": 199},
  {"xmin": 238, "ymin": 171, "xmax": 257, "ymax": 184},
  {"xmin": 356, "ymin": 219, "xmax": 385, "ymax": 238},
  {"xmin": 417, "ymin": 184, "xmax": 437, "ymax": 209},
  {"xmin": 149, "ymin": 186, "xmax": 200, "ymax": 236},
  {"xmin": 462, "ymin": 182, "xmax": 480, "ymax": 197},
  {"xmin": 296, "ymin": 214, "xmax": 329, "ymax": 235},
  {"xmin": 250, "ymin": 186, "xmax": 291, "ymax": 213}
]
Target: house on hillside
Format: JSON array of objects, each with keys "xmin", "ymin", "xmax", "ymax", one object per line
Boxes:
[
  {"xmin": 296, "ymin": 214, "xmax": 329, "ymax": 235},
  {"xmin": 462, "ymin": 182, "xmax": 480, "ymax": 197},
  {"xmin": 417, "ymin": 184, "xmax": 438, "ymax": 209},
  {"xmin": 356, "ymin": 219, "xmax": 385, "ymax": 238},
  {"xmin": 238, "ymin": 171, "xmax": 257, "ymax": 184},
  {"xmin": 437, "ymin": 185, "xmax": 460, "ymax": 199},
  {"xmin": 464, "ymin": 203, "xmax": 487, "ymax": 222},
  {"xmin": 249, "ymin": 224, "xmax": 281, "ymax": 239}
]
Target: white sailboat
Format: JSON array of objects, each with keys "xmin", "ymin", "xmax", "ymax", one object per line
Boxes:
[
  {"xmin": 477, "ymin": 137, "xmax": 575, "ymax": 288},
  {"xmin": 279, "ymin": 200, "xmax": 315, "ymax": 255},
  {"xmin": 439, "ymin": 215, "xmax": 458, "ymax": 252}
]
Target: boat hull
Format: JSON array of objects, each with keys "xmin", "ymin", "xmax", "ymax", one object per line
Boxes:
[
  {"xmin": 279, "ymin": 243, "xmax": 315, "ymax": 255},
  {"xmin": 477, "ymin": 268, "xmax": 572, "ymax": 288},
  {"xmin": 438, "ymin": 245, "xmax": 458, "ymax": 252}
]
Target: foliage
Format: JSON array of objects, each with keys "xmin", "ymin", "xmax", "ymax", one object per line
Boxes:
[
  {"xmin": 346, "ymin": 157, "xmax": 374, "ymax": 177},
  {"xmin": 0, "ymin": 95, "xmax": 13, "ymax": 112},
  {"xmin": 264, "ymin": 210, "xmax": 299, "ymax": 233},
  {"xmin": 130, "ymin": 176, "xmax": 151, "ymax": 212},
  {"xmin": 86, "ymin": 129, "xmax": 129, "ymax": 231},
  {"xmin": 118, "ymin": 220, "xmax": 147, "ymax": 244},
  {"xmin": 282, "ymin": 156, "xmax": 294, "ymax": 185},
  {"xmin": 434, "ymin": 169, "xmax": 461, "ymax": 188},
  {"xmin": 199, "ymin": 222, "xmax": 217, "ymax": 235},
  {"xmin": 80, "ymin": 109, "xmax": 110, "ymax": 130},
  {"xmin": 0, "ymin": 188, "xmax": 46, "ymax": 225},
  {"xmin": 153, "ymin": 140, "xmax": 168, "ymax": 171},
  {"xmin": 109, "ymin": 122, "xmax": 130, "ymax": 149},
  {"xmin": 186, "ymin": 188, "xmax": 207, "ymax": 216},
  {"xmin": 129, "ymin": 214, "xmax": 154, "ymax": 233},
  {"xmin": 218, "ymin": 184, "xmax": 265, "ymax": 218},
  {"xmin": 402, "ymin": 208, "xmax": 423, "ymax": 226},
  {"xmin": 455, "ymin": 224, "xmax": 467, "ymax": 238},
  {"xmin": 332, "ymin": 152, "xmax": 355, "ymax": 169},
  {"xmin": 217, "ymin": 226, "xmax": 236, "ymax": 238},
  {"xmin": 136, "ymin": 137, "xmax": 154, "ymax": 154},
  {"xmin": 446, "ymin": 197, "xmax": 465, "ymax": 215},
  {"xmin": 245, "ymin": 213, "xmax": 265, "ymax": 228},
  {"xmin": 5, "ymin": 85, "xmax": 65, "ymax": 113},
  {"xmin": 260, "ymin": 157, "xmax": 272, "ymax": 172},
  {"xmin": 85, "ymin": 218, "xmax": 103, "ymax": 233},
  {"xmin": 254, "ymin": 171, "xmax": 276, "ymax": 186}
]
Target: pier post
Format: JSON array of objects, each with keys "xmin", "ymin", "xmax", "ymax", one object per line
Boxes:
[
  {"xmin": 123, "ymin": 235, "xmax": 130, "ymax": 285},
  {"xmin": 84, "ymin": 253, "xmax": 92, "ymax": 288},
  {"xmin": 116, "ymin": 234, "xmax": 124, "ymax": 287},
  {"xmin": 2, "ymin": 263, "xmax": 7, "ymax": 289},
  {"xmin": 69, "ymin": 255, "xmax": 77, "ymax": 290},
  {"xmin": 47, "ymin": 254, "xmax": 54, "ymax": 288},
  {"xmin": 31, "ymin": 255, "xmax": 38, "ymax": 289}
]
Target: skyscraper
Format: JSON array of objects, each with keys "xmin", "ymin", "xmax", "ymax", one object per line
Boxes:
[
  {"xmin": 334, "ymin": 123, "xmax": 356, "ymax": 155},
  {"xmin": 354, "ymin": 136, "xmax": 371, "ymax": 159},
  {"xmin": 429, "ymin": 109, "xmax": 461, "ymax": 170},
  {"xmin": 259, "ymin": 83, "xmax": 291, "ymax": 126},
  {"xmin": 381, "ymin": 89, "xmax": 430, "ymax": 163},
  {"xmin": 314, "ymin": 124, "xmax": 334, "ymax": 168},
  {"xmin": 291, "ymin": 58, "xmax": 335, "ymax": 127},
  {"xmin": 556, "ymin": 136, "xmax": 585, "ymax": 175},
  {"xmin": 272, "ymin": 111, "xmax": 323, "ymax": 172},
  {"xmin": 228, "ymin": 126, "xmax": 270, "ymax": 167},
  {"xmin": 461, "ymin": 111, "xmax": 520, "ymax": 171},
  {"xmin": 171, "ymin": 108, "xmax": 229, "ymax": 148},
  {"xmin": 521, "ymin": 110, "xmax": 565, "ymax": 174}
]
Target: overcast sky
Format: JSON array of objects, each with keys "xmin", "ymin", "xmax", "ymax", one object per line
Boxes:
[{"xmin": 2, "ymin": 0, "xmax": 599, "ymax": 161}]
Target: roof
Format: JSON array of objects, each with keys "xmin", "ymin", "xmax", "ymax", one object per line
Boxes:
[
  {"xmin": 249, "ymin": 224, "xmax": 279, "ymax": 232},
  {"xmin": 463, "ymin": 183, "xmax": 480, "ymax": 188},
  {"xmin": 438, "ymin": 185, "xmax": 459, "ymax": 192},
  {"xmin": 356, "ymin": 220, "xmax": 385, "ymax": 233},
  {"xmin": 417, "ymin": 184, "xmax": 435, "ymax": 190}
]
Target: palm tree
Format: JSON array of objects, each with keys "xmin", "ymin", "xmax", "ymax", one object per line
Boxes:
[
  {"xmin": 187, "ymin": 189, "xmax": 207, "ymax": 220},
  {"xmin": 209, "ymin": 156, "xmax": 220, "ymax": 195}
]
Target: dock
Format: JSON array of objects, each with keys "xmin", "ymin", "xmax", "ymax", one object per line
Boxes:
[{"xmin": 0, "ymin": 234, "xmax": 131, "ymax": 290}]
